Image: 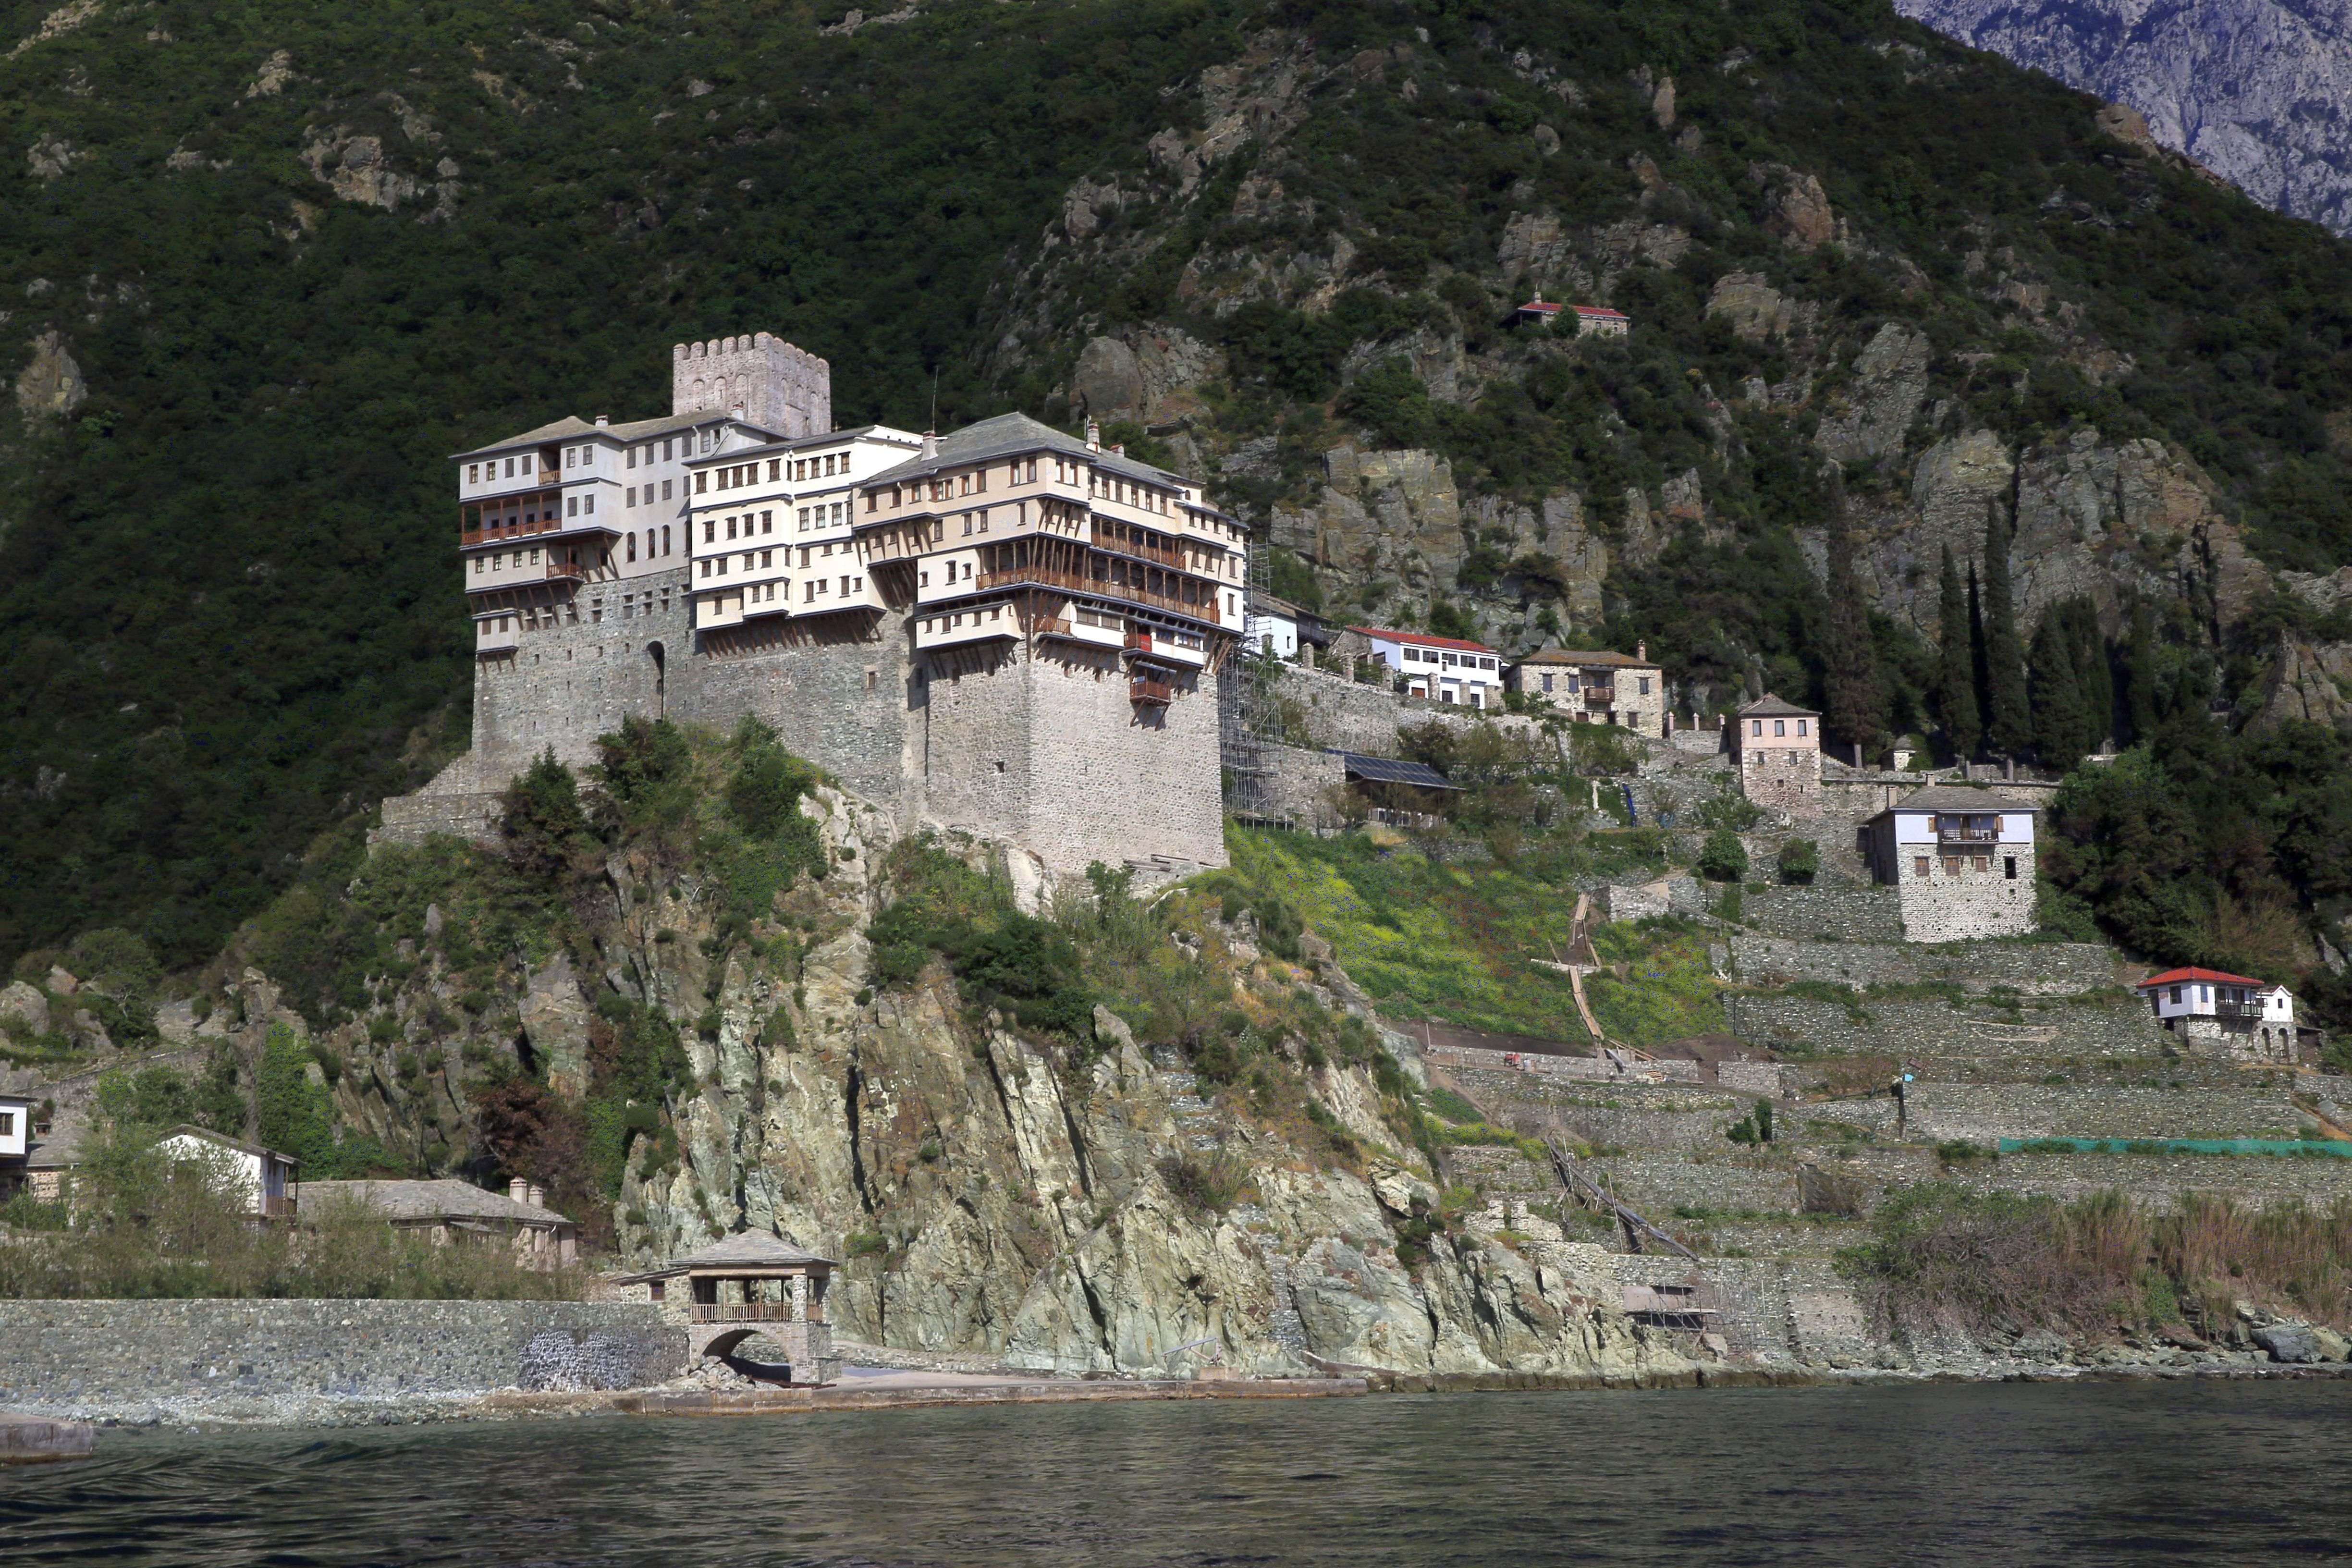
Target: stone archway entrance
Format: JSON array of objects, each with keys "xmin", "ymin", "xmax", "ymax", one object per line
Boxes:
[{"xmin": 618, "ymin": 1230, "xmax": 839, "ymax": 1385}]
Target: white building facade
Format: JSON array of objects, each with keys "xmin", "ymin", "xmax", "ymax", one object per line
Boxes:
[{"xmin": 1349, "ymin": 627, "xmax": 1503, "ymax": 707}]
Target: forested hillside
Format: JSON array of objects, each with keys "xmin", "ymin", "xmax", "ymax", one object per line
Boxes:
[{"xmin": 8, "ymin": 0, "xmax": 2352, "ymax": 980}]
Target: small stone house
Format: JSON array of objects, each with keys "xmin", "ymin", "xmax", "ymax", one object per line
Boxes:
[
  {"xmin": 1861, "ymin": 785, "xmax": 2038, "ymax": 942},
  {"xmin": 1506, "ymin": 644, "xmax": 1666, "ymax": 735},
  {"xmin": 303, "ymin": 1177, "xmax": 581, "ymax": 1264},
  {"xmin": 1570, "ymin": 305, "xmax": 1631, "ymax": 338},
  {"xmin": 1733, "ymin": 694, "xmax": 1823, "ymax": 818},
  {"xmin": 2136, "ymin": 967, "xmax": 2306, "ymax": 1063}
]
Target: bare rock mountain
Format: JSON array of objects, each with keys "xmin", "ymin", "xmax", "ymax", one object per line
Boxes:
[{"xmin": 1898, "ymin": 0, "xmax": 2352, "ymax": 233}]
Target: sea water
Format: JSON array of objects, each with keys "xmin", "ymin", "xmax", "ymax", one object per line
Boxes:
[{"xmin": 7, "ymin": 1380, "xmax": 2350, "ymax": 1564}]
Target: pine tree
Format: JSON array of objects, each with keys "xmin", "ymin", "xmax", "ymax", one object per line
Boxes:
[
  {"xmin": 2067, "ymin": 600, "xmax": 2114, "ymax": 752},
  {"xmin": 1821, "ymin": 499, "xmax": 1887, "ymax": 759},
  {"xmin": 1982, "ymin": 505, "xmax": 2033, "ymax": 759},
  {"xmin": 1936, "ymin": 545, "xmax": 1981, "ymax": 761}
]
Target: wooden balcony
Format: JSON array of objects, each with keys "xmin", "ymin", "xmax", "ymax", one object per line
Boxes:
[
  {"xmin": 688, "ymin": 1301, "xmax": 810, "ymax": 1324},
  {"xmin": 1130, "ymin": 675, "xmax": 1174, "ymax": 706},
  {"xmin": 260, "ymin": 1194, "xmax": 296, "ymax": 1220},
  {"xmin": 461, "ymin": 515, "xmax": 561, "ymax": 548},
  {"xmin": 1936, "ymin": 825, "xmax": 2000, "ymax": 845},
  {"xmin": 2213, "ymin": 1001, "xmax": 2265, "ymax": 1026},
  {"xmin": 1091, "ymin": 522, "xmax": 1188, "ymax": 571},
  {"xmin": 544, "ymin": 559, "xmax": 588, "ymax": 582},
  {"xmin": 1124, "ymin": 629, "xmax": 1208, "ymax": 668},
  {"xmin": 975, "ymin": 564, "xmax": 1220, "ymax": 625}
]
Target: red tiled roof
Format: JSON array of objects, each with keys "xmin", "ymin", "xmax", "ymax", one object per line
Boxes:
[
  {"xmin": 1574, "ymin": 306, "xmax": 1630, "ymax": 318},
  {"xmin": 2137, "ymin": 966, "xmax": 2267, "ymax": 990},
  {"xmin": 1517, "ymin": 300, "xmax": 1563, "ymax": 314},
  {"xmin": 1347, "ymin": 625, "xmax": 1495, "ymax": 654}
]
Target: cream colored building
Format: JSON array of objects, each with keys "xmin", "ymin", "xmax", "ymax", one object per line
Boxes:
[
  {"xmin": 1733, "ymin": 693, "xmax": 1823, "ymax": 818},
  {"xmin": 1507, "ymin": 645, "xmax": 1666, "ymax": 734}
]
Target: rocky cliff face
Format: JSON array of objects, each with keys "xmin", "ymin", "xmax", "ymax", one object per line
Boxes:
[{"xmin": 1897, "ymin": 0, "xmax": 2352, "ymax": 235}]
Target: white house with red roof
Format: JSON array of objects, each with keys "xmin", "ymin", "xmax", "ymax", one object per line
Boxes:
[
  {"xmin": 1346, "ymin": 626, "xmax": 1502, "ymax": 708},
  {"xmin": 1570, "ymin": 305, "xmax": 1630, "ymax": 338},
  {"xmin": 2136, "ymin": 967, "xmax": 2303, "ymax": 1063}
]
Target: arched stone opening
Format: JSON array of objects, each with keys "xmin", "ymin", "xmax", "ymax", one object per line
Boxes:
[{"xmin": 646, "ymin": 640, "xmax": 667, "ymax": 719}]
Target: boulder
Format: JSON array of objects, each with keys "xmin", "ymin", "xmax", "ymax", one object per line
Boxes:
[
  {"xmin": 2253, "ymin": 1322, "xmax": 2324, "ymax": 1363},
  {"xmin": 0, "ymin": 981, "xmax": 49, "ymax": 1038}
]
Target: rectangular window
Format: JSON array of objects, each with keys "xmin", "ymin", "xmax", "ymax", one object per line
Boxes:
[
  {"xmin": 567, "ymin": 497, "xmax": 578, "ymax": 517},
  {"xmin": 626, "ymin": 448, "xmax": 636, "ymax": 470},
  {"xmin": 1797, "ymin": 718, "xmax": 1808, "ymax": 736},
  {"xmin": 662, "ymin": 480, "xmax": 673, "ymax": 501},
  {"xmin": 2170, "ymin": 986, "xmax": 2182, "ymax": 1004},
  {"xmin": 761, "ymin": 510, "xmax": 772, "ymax": 533},
  {"xmin": 1913, "ymin": 856, "xmax": 1930, "ymax": 877},
  {"xmin": 584, "ymin": 494, "xmax": 595, "ymax": 514},
  {"xmin": 1942, "ymin": 857, "xmax": 1962, "ymax": 877},
  {"xmin": 2004, "ymin": 857, "xmax": 2018, "ymax": 881},
  {"xmin": 695, "ymin": 472, "xmax": 707, "ymax": 494},
  {"xmin": 704, "ymin": 521, "xmax": 716, "ymax": 543},
  {"xmin": 1752, "ymin": 719, "xmax": 1764, "ymax": 737},
  {"xmin": 468, "ymin": 463, "xmax": 479, "ymax": 483},
  {"xmin": 565, "ymin": 448, "xmax": 576, "ymax": 468},
  {"xmin": 1774, "ymin": 720, "xmax": 1786, "ymax": 737},
  {"xmin": 626, "ymin": 487, "xmax": 636, "ymax": 507},
  {"xmin": 769, "ymin": 459, "xmax": 781, "ymax": 481},
  {"xmin": 1638, "ymin": 677, "xmax": 1651, "ymax": 695},
  {"xmin": 663, "ymin": 439, "xmax": 674, "ymax": 461},
  {"xmin": 761, "ymin": 550, "xmax": 772, "ymax": 567},
  {"xmin": 1972, "ymin": 856, "xmax": 1991, "ymax": 872}
]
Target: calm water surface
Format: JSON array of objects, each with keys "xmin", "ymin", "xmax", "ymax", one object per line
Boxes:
[{"xmin": 8, "ymin": 1381, "xmax": 2351, "ymax": 1565}]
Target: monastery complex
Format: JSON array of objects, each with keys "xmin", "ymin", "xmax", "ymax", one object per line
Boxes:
[{"xmin": 381, "ymin": 333, "xmax": 1248, "ymax": 880}]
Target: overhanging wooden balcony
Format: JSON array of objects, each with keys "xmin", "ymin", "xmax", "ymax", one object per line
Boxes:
[
  {"xmin": 461, "ymin": 515, "xmax": 561, "ymax": 548},
  {"xmin": 975, "ymin": 564, "xmax": 1221, "ymax": 626},
  {"xmin": 1129, "ymin": 674, "xmax": 1174, "ymax": 706}
]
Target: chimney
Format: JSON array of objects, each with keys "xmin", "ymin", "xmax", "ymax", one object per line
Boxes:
[
  {"xmin": 528, "ymin": 1183, "xmax": 546, "ymax": 1210},
  {"xmin": 595, "ymin": 414, "xmax": 610, "ymax": 427},
  {"xmin": 1636, "ymin": 639, "xmax": 1646, "ymax": 662},
  {"xmin": 509, "ymin": 1177, "xmax": 529, "ymax": 1205},
  {"xmin": 1112, "ymin": 442, "xmax": 1126, "ymax": 456},
  {"xmin": 1085, "ymin": 418, "xmax": 1101, "ymax": 453},
  {"xmin": 730, "ymin": 404, "xmax": 746, "ymax": 422},
  {"xmin": 921, "ymin": 429, "xmax": 938, "ymax": 461}
]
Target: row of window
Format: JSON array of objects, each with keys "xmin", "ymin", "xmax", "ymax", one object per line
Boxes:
[
  {"xmin": 468, "ymin": 454, "xmax": 548, "ymax": 484},
  {"xmin": 624, "ymin": 527, "xmax": 676, "ymax": 562},
  {"xmin": 1536, "ymin": 673, "xmax": 1652, "ymax": 696},
  {"xmin": 922, "ymin": 605, "xmax": 1010, "ymax": 636},
  {"xmin": 627, "ymin": 482, "xmax": 674, "ymax": 506},
  {"xmin": 1910, "ymin": 855, "xmax": 2020, "ymax": 880},
  {"xmin": 1751, "ymin": 717, "xmax": 1809, "ymax": 738},
  {"xmin": 697, "ymin": 541, "xmax": 854, "ymax": 577},
  {"xmin": 1400, "ymin": 646, "xmax": 1498, "ymax": 672}
]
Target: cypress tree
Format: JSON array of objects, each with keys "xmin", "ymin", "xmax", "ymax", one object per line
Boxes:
[
  {"xmin": 1982, "ymin": 504, "xmax": 2033, "ymax": 759},
  {"xmin": 1936, "ymin": 545, "xmax": 1981, "ymax": 761},
  {"xmin": 2124, "ymin": 600, "xmax": 2158, "ymax": 744},
  {"xmin": 1821, "ymin": 493, "xmax": 1887, "ymax": 759},
  {"xmin": 2068, "ymin": 600, "xmax": 2114, "ymax": 752},
  {"xmin": 2029, "ymin": 612, "xmax": 2089, "ymax": 770}
]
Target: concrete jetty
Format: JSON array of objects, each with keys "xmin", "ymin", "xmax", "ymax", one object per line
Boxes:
[{"xmin": 0, "ymin": 1412, "xmax": 96, "ymax": 1462}]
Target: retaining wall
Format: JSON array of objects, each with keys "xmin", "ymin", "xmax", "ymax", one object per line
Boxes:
[
  {"xmin": 1726, "ymin": 995, "xmax": 2176, "ymax": 1062},
  {"xmin": 1739, "ymin": 885, "xmax": 1903, "ymax": 943},
  {"xmin": 1724, "ymin": 935, "xmax": 2121, "ymax": 996},
  {"xmin": 1903, "ymin": 1083, "xmax": 2303, "ymax": 1143},
  {"xmin": 0, "ymin": 1300, "xmax": 684, "ymax": 1417}
]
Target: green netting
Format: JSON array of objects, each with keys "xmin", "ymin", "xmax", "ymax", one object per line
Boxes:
[{"xmin": 1998, "ymin": 1137, "xmax": 2352, "ymax": 1159}]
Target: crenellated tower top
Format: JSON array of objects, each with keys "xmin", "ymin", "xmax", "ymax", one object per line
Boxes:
[{"xmin": 672, "ymin": 332, "xmax": 832, "ymax": 437}]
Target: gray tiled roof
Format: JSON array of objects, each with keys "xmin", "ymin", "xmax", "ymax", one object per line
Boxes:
[
  {"xmin": 1515, "ymin": 647, "xmax": 1657, "ymax": 668},
  {"xmin": 454, "ymin": 408, "xmax": 779, "ymax": 460},
  {"xmin": 303, "ymin": 1178, "xmax": 574, "ymax": 1227},
  {"xmin": 861, "ymin": 411, "xmax": 1194, "ymax": 493},
  {"xmin": 1330, "ymin": 749, "xmax": 1459, "ymax": 790},
  {"xmin": 622, "ymin": 1228, "xmax": 837, "ymax": 1280},
  {"xmin": 1885, "ymin": 784, "xmax": 2039, "ymax": 815},
  {"xmin": 1738, "ymin": 692, "xmax": 1817, "ymax": 718}
]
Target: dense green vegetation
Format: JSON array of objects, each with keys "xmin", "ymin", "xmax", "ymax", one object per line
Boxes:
[{"xmin": 7, "ymin": 0, "xmax": 2352, "ymax": 992}]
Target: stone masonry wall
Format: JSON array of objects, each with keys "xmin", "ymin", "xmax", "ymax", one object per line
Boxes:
[
  {"xmin": 1260, "ymin": 741, "xmax": 1347, "ymax": 827},
  {"xmin": 922, "ymin": 646, "xmax": 1226, "ymax": 877},
  {"xmin": 1270, "ymin": 662, "xmax": 1543, "ymax": 758},
  {"xmin": 1725, "ymin": 935, "xmax": 2120, "ymax": 995},
  {"xmin": 474, "ymin": 566, "xmax": 695, "ymax": 775},
  {"xmin": 0, "ymin": 1300, "xmax": 684, "ymax": 1418},
  {"xmin": 1904, "ymin": 1083, "xmax": 2303, "ymax": 1142},
  {"xmin": 1840, "ymin": 1146, "xmax": 2352, "ymax": 1211},
  {"xmin": 1740, "ymin": 884, "xmax": 1904, "ymax": 943},
  {"xmin": 688, "ymin": 612, "xmax": 914, "ymax": 817},
  {"xmin": 1896, "ymin": 844, "xmax": 2039, "ymax": 941},
  {"xmin": 1724, "ymin": 995, "xmax": 2176, "ymax": 1061}
]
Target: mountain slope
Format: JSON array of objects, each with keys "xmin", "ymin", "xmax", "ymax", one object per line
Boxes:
[
  {"xmin": 1895, "ymin": 0, "xmax": 2352, "ymax": 235},
  {"xmin": 6, "ymin": 0, "xmax": 2352, "ymax": 975}
]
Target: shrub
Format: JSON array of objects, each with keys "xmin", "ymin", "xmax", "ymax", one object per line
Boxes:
[
  {"xmin": 1159, "ymin": 1151, "xmax": 1250, "ymax": 1218},
  {"xmin": 1777, "ymin": 838, "xmax": 1819, "ymax": 884},
  {"xmin": 1700, "ymin": 828, "xmax": 1750, "ymax": 882}
]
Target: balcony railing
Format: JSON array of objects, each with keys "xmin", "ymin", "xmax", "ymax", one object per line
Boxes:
[
  {"xmin": 1091, "ymin": 524, "xmax": 1188, "ymax": 571},
  {"xmin": 544, "ymin": 559, "xmax": 588, "ymax": 582},
  {"xmin": 260, "ymin": 1194, "xmax": 296, "ymax": 1220},
  {"xmin": 688, "ymin": 1301, "xmax": 811, "ymax": 1324},
  {"xmin": 461, "ymin": 515, "xmax": 561, "ymax": 547},
  {"xmin": 1130, "ymin": 675, "xmax": 1174, "ymax": 706},
  {"xmin": 974, "ymin": 564, "xmax": 1222, "ymax": 625},
  {"xmin": 1936, "ymin": 826, "xmax": 2000, "ymax": 845},
  {"xmin": 2213, "ymin": 1001, "xmax": 2265, "ymax": 1025}
]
